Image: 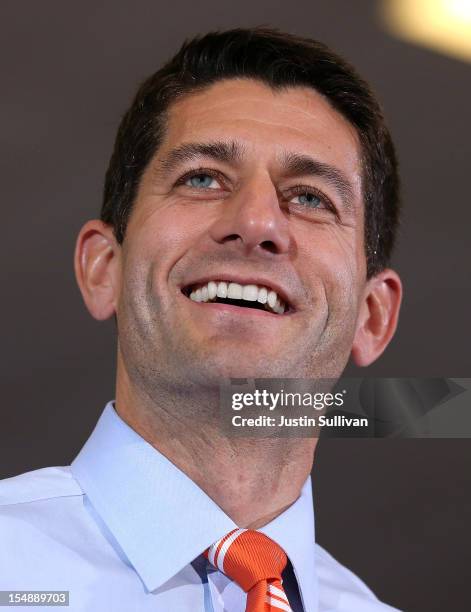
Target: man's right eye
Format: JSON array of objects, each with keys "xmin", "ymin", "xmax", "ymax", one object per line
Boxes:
[{"xmin": 184, "ymin": 173, "xmax": 221, "ymax": 189}]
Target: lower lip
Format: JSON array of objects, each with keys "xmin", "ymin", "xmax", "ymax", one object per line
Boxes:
[{"xmin": 183, "ymin": 296, "xmax": 289, "ymax": 318}]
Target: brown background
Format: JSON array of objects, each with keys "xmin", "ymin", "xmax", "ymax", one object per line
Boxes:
[{"xmin": 1, "ymin": 1, "xmax": 470, "ymax": 610}]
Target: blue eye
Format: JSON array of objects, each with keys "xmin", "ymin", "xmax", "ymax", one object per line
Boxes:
[
  {"xmin": 292, "ymin": 192, "xmax": 323, "ymax": 208},
  {"xmin": 186, "ymin": 174, "xmax": 218, "ymax": 189}
]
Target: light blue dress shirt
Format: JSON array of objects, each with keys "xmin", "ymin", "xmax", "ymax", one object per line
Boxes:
[{"xmin": 0, "ymin": 402, "xmax": 400, "ymax": 611}]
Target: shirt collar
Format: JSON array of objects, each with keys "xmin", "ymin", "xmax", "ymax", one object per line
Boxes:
[
  {"xmin": 71, "ymin": 402, "xmax": 317, "ymax": 610},
  {"xmin": 260, "ymin": 477, "xmax": 318, "ymax": 612}
]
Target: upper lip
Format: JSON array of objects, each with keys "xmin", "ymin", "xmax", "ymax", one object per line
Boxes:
[{"xmin": 180, "ymin": 274, "xmax": 296, "ymax": 310}]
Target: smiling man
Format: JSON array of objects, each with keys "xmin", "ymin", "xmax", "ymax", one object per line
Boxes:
[{"xmin": 0, "ymin": 29, "xmax": 402, "ymax": 611}]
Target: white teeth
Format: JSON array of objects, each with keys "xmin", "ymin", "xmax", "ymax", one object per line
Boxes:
[
  {"xmin": 242, "ymin": 284, "xmax": 258, "ymax": 301},
  {"xmin": 208, "ymin": 281, "xmax": 218, "ymax": 299},
  {"xmin": 227, "ymin": 282, "xmax": 243, "ymax": 299},
  {"xmin": 267, "ymin": 290, "xmax": 277, "ymax": 308},
  {"xmin": 188, "ymin": 280, "xmax": 287, "ymax": 314},
  {"xmin": 274, "ymin": 299, "xmax": 285, "ymax": 315},
  {"xmin": 257, "ymin": 287, "xmax": 268, "ymax": 304},
  {"xmin": 216, "ymin": 281, "xmax": 228, "ymax": 298}
]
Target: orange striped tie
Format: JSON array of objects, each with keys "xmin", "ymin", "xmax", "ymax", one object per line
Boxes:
[{"xmin": 204, "ymin": 528, "xmax": 293, "ymax": 611}]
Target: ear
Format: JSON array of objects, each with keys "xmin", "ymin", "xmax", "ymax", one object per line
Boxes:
[
  {"xmin": 74, "ymin": 220, "xmax": 121, "ymax": 321},
  {"xmin": 351, "ymin": 268, "xmax": 402, "ymax": 367}
]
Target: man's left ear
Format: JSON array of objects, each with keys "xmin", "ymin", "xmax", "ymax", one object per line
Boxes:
[{"xmin": 351, "ymin": 269, "xmax": 402, "ymax": 367}]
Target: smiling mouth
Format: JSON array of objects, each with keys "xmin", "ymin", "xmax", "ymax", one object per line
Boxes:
[{"xmin": 182, "ymin": 280, "xmax": 290, "ymax": 315}]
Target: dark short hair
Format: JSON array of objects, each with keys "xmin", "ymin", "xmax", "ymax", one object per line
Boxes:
[{"xmin": 101, "ymin": 27, "xmax": 400, "ymax": 277}]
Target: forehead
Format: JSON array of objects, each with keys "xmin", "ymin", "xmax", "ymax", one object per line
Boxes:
[{"xmin": 161, "ymin": 79, "xmax": 362, "ymax": 183}]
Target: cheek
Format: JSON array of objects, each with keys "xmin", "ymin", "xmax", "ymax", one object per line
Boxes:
[
  {"xmin": 300, "ymin": 225, "xmax": 364, "ymax": 317},
  {"xmin": 125, "ymin": 205, "xmax": 203, "ymax": 281}
]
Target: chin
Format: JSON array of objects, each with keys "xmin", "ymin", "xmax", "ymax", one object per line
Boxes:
[{"xmin": 191, "ymin": 360, "xmax": 290, "ymax": 382}]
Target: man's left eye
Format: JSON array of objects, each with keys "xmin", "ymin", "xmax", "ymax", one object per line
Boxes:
[
  {"xmin": 185, "ymin": 174, "xmax": 220, "ymax": 189},
  {"xmin": 290, "ymin": 192, "xmax": 323, "ymax": 208}
]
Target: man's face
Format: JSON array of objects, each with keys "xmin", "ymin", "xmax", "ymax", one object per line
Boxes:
[{"xmin": 115, "ymin": 79, "xmax": 366, "ymax": 390}]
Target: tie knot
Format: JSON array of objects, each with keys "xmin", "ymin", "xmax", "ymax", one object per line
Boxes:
[{"xmin": 205, "ymin": 528, "xmax": 288, "ymax": 592}]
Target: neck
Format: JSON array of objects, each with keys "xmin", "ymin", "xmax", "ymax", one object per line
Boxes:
[{"xmin": 115, "ymin": 374, "xmax": 317, "ymax": 529}]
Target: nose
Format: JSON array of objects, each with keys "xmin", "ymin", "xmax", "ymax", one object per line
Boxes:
[{"xmin": 209, "ymin": 175, "xmax": 290, "ymax": 256}]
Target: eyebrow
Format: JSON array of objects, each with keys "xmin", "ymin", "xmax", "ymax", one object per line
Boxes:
[
  {"xmin": 155, "ymin": 139, "xmax": 356, "ymax": 211},
  {"xmin": 280, "ymin": 151, "xmax": 356, "ymax": 212},
  {"xmin": 157, "ymin": 141, "xmax": 245, "ymax": 174}
]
